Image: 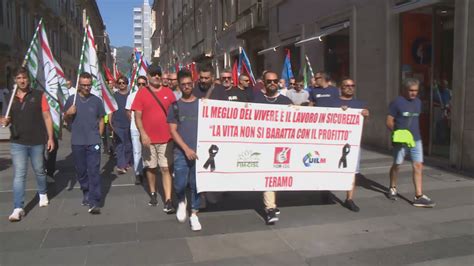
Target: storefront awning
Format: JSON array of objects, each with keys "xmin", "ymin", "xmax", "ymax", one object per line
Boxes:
[
  {"xmin": 257, "ymin": 36, "xmax": 301, "ymax": 55},
  {"xmin": 392, "ymin": 0, "xmax": 441, "ymax": 14},
  {"xmin": 295, "ymin": 20, "xmax": 350, "ymax": 46}
]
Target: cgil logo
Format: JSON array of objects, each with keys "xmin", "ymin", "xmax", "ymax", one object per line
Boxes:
[{"xmin": 303, "ymin": 151, "xmax": 327, "ymax": 167}]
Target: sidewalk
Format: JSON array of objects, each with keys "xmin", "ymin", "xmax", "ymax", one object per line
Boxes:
[{"xmin": 0, "ymin": 131, "xmax": 473, "ymax": 265}]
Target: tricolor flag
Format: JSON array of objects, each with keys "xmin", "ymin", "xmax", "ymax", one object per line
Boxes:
[
  {"xmin": 237, "ymin": 47, "xmax": 256, "ymax": 86},
  {"xmin": 303, "ymin": 55, "xmax": 315, "ymax": 89},
  {"xmin": 129, "ymin": 51, "xmax": 148, "ymax": 93},
  {"xmin": 24, "ymin": 18, "xmax": 69, "ymax": 137},
  {"xmin": 281, "ymin": 49, "xmax": 294, "ymax": 85},
  {"xmin": 77, "ymin": 18, "xmax": 117, "ymax": 114}
]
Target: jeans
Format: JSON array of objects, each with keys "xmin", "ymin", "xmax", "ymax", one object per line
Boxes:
[
  {"xmin": 11, "ymin": 143, "xmax": 47, "ymax": 209},
  {"xmin": 131, "ymin": 129, "xmax": 143, "ymax": 176},
  {"xmin": 114, "ymin": 127, "xmax": 132, "ymax": 169},
  {"xmin": 393, "ymin": 140, "xmax": 424, "ymax": 164},
  {"xmin": 72, "ymin": 144, "xmax": 102, "ymax": 206},
  {"xmin": 173, "ymin": 149, "xmax": 200, "ymax": 211}
]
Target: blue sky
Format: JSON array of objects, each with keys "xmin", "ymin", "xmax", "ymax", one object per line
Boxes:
[{"xmin": 97, "ymin": 0, "xmax": 147, "ymax": 47}]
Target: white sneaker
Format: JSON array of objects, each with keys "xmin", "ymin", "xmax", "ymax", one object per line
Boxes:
[
  {"xmin": 189, "ymin": 214, "xmax": 202, "ymax": 231},
  {"xmin": 39, "ymin": 194, "xmax": 49, "ymax": 207},
  {"xmin": 8, "ymin": 208, "xmax": 25, "ymax": 222},
  {"xmin": 176, "ymin": 200, "xmax": 187, "ymax": 223}
]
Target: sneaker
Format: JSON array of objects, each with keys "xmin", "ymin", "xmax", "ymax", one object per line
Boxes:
[
  {"xmin": 116, "ymin": 168, "xmax": 127, "ymax": 175},
  {"xmin": 39, "ymin": 194, "xmax": 49, "ymax": 207},
  {"xmin": 413, "ymin": 195, "xmax": 436, "ymax": 208},
  {"xmin": 189, "ymin": 214, "xmax": 202, "ymax": 231},
  {"xmin": 8, "ymin": 208, "xmax": 25, "ymax": 222},
  {"xmin": 82, "ymin": 191, "xmax": 89, "ymax": 206},
  {"xmin": 134, "ymin": 175, "xmax": 142, "ymax": 185},
  {"xmin": 46, "ymin": 175, "xmax": 55, "ymax": 183},
  {"xmin": 148, "ymin": 192, "xmax": 158, "ymax": 206},
  {"xmin": 343, "ymin": 199, "xmax": 360, "ymax": 212},
  {"xmin": 388, "ymin": 187, "xmax": 398, "ymax": 200},
  {"xmin": 88, "ymin": 206, "xmax": 101, "ymax": 214},
  {"xmin": 266, "ymin": 209, "xmax": 279, "ymax": 224},
  {"xmin": 163, "ymin": 200, "xmax": 175, "ymax": 214},
  {"xmin": 275, "ymin": 208, "xmax": 281, "ymax": 215},
  {"xmin": 176, "ymin": 200, "xmax": 187, "ymax": 223}
]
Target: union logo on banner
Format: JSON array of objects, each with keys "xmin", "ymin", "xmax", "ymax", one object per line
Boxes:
[{"xmin": 273, "ymin": 147, "xmax": 291, "ymax": 168}]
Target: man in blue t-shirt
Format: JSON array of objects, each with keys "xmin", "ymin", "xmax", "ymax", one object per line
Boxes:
[
  {"xmin": 310, "ymin": 71, "xmax": 339, "ymax": 105},
  {"xmin": 64, "ymin": 72, "xmax": 106, "ymax": 214},
  {"xmin": 318, "ymin": 78, "xmax": 369, "ymax": 212},
  {"xmin": 167, "ymin": 69, "xmax": 202, "ymax": 231},
  {"xmin": 110, "ymin": 76, "xmax": 132, "ymax": 174},
  {"xmin": 386, "ymin": 78, "xmax": 435, "ymax": 208}
]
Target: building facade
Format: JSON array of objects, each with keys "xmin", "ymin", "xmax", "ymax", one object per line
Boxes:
[
  {"xmin": 0, "ymin": 0, "xmax": 111, "ymax": 89},
  {"xmin": 134, "ymin": 0, "xmax": 152, "ymax": 60},
  {"xmin": 152, "ymin": 0, "xmax": 473, "ymax": 173}
]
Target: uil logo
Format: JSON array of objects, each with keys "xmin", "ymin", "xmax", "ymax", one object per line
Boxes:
[{"xmin": 302, "ymin": 151, "xmax": 327, "ymax": 167}]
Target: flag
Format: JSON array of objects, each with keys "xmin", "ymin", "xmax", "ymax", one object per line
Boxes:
[
  {"xmin": 103, "ymin": 63, "xmax": 115, "ymax": 82},
  {"xmin": 78, "ymin": 19, "xmax": 117, "ymax": 114},
  {"xmin": 24, "ymin": 19, "xmax": 69, "ymax": 137},
  {"xmin": 232, "ymin": 59, "xmax": 238, "ymax": 86},
  {"xmin": 113, "ymin": 62, "xmax": 121, "ymax": 79},
  {"xmin": 190, "ymin": 62, "xmax": 199, "ymax": 82},
  {"xmin": 281, "ymin": 49, "xmax": 294, "ymax": 85},
  {"xmin": 238, "ymin": 47, "xmax": 256, "ymax": 86},
  {"xmin": 303, "ymin": 55, "xmax": 315, "ymax": 89},
  {"xmin": 129, "ymin": 51, "xmax": 148, "ymax": 93}
]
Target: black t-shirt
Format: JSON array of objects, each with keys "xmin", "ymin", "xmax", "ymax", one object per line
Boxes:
[
  {"xmin": 209, "ymin": 85, "xmax": 252, "ymax": 102},
  {"xmin": 253, "ymin": 93, "xmax": 293, "ymax": 105},
  {"xmin": 193, "ymin": 83, "xmax": 211, "ymax": 99}
]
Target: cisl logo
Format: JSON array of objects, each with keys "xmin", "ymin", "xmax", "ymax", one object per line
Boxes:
[
  {"xmin": 273, "ymin": 147, "xmax": 291, "ymax": 168},
  {"xmin": 303, "ymin": 151, "xmax": 327, "ymax": 167}
]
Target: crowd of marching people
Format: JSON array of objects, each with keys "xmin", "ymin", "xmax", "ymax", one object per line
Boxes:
[{"xmin": 1, "ymin": 62, "xmax": 435, "ymax": 231}]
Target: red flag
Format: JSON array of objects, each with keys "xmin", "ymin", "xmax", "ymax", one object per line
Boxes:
[
  {"xmin": 232, "ymin": 59, "xmax": 238, "ymax": 86},
  {"xmin": 191, "ymin": 62, "xmax": 199, "ymax": 82},
  {"xmin": 103, "ymin": 63, "xmax": 115, "ymax": 81}
]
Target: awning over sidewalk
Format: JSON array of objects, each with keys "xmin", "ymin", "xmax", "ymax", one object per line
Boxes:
[
  {"xmin": 257, "ymin": 36, "xmax": 301, "ymax": 55},
  {"xmin": 295, "ymin": 20, "xmax": 350, "ymax": 47},
  {"xmin": 392, "ymin": 0, "xmax": 441, "ymax": 14}
]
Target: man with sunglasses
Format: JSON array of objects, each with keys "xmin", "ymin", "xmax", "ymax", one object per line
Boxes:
[
  {"xmin": 310, "ymin": 71, "xmax": 339, "ymax": 106},
  {"xmin": 126, "ymin": 76, "xmax": 148, "ymax": 185},
  {"xmin": 64, "ymin": 72, "xmax": 105, "ymax": 214},
  {"xmin": 287, "ymin": 77, "xmax": 310, "ymax": 106},
  {"xmin": 209, "ymin": 70, "xmax": 252, "ymax": 102},
  {"xmin": 254, "ymin": 71, "xmax": 293, "ymax": 224},
  {"xmin": 167, "ymin": 69, "xmax": 202, "ymax": 231},
  {"xmin": 132, "ymin": 65, "xmax": 176, "ymax": 213},
  {"xmin": 318, "ymin": 78, "xmax": 369, "ymax": 212},
  {"xmin": 110, "ymin": 76, "xmax": 132, "ymax": 175}
]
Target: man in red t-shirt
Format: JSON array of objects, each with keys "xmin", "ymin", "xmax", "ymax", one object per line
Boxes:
[{"xmin": 131, "ymin": 65, "xmax": 176, "ymax": 213}]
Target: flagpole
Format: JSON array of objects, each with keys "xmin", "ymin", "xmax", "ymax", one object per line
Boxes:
[
  {"xmin": 3, "ymin": 18, "xmax": 43, "ymax": 122},
  {"xmin": 73, "ymin": 23, "xmax": 88, "ymax": 106}
]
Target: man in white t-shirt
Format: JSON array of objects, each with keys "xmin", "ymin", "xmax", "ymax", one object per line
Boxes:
[{"xmin": 125, "ymin": 75, "xmax": 147, "ymax": 185}]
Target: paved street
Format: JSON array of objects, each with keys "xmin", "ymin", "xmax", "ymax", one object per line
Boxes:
[{"xmin": 0, "ymin": 132, "xmax": 473, "ymax": 266}]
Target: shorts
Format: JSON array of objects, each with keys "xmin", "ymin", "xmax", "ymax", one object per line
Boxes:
[
  {"xmin": 392, "ymin": 140, "xmax": 423, "ymax": 165},
  {"xmin": 142, "ymin": 142, "xmax": 173, "ymax": 168}
]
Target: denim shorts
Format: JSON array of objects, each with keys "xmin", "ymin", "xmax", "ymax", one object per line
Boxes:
[{"xmin": 393, "ymin": 140, "xmax": 423, "ymax": 164}]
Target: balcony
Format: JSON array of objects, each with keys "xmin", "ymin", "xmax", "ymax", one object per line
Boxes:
[{"xmin": 235, "ymin": 3, "xmax": 268, "ymax": 38}]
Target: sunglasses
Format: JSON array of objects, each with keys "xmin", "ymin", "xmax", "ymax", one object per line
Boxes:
[
  {"xmin": 289, "ymin": 83, "xmax": 296, "ymax": 86},
  {"xmin": 138, "ymin": 83, "xmax": 146, "ymax": 86},
  {"xmin": 241, "ymin": 79, "xmax": 250, "ymax": 82},
  {"xmin": 118, "ymin": 81, "xmax": 128, "ymax": 85},
  {"xmin": 265, "ymin": 79, "xmax": 278, "ymax": 84},
  {"xmin": 80, "ymin": 84, "xmax": 92, "ymax": 87},
  {"xmin": 221, "ymin": 77, "xmax": 232, "ymax": 80}
]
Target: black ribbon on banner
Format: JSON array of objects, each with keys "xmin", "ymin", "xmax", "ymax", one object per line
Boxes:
[
  {"xmin": 338, "ymin": 143, "xmax": 351, "ymax": 169},
  {"xmin": 203, "ymin": 145, "xmax": 219, "ymax": 172}
]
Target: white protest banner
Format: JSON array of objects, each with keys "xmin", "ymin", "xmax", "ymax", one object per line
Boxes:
[{"xmin": 196, "ymin": 99, "xmax": 364, "ymax": 192}]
